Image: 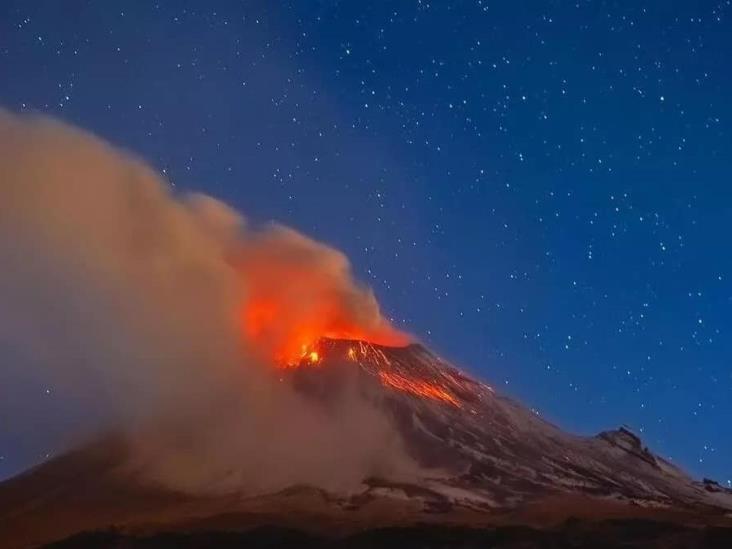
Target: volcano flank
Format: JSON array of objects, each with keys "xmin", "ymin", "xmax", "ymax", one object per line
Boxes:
[{"xmin": 1, "ymin": 338, "xmax": 731, "ymax": 548}]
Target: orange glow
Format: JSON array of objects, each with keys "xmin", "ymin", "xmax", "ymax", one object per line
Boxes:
[
  {"xmin": 242, "ymin": 297, "xmax": 408, "ymax": 366},
  {"xmin": 234, "ymin": 229, "xmax": 410, "ymax": 366},
  {"xmin": 240, "ymin": 288, "xmax": 411, "ymax": 365},
  {"xmin": 377, "ymin": 371, "xmax": 460, "ymax": 407}
]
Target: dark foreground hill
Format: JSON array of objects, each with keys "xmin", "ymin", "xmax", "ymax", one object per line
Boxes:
[{"xmin": 46, "ymin": 521, "xmax": 732, "ymax": 549}]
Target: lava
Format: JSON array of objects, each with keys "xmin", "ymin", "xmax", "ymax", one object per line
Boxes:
[
  {"xmin": 377, "ymin": 371, "xmax": 460, "ymax": 407},
  {"xmin": 308, "ymin": 339, "xmax": 462, "ymax": 407}
]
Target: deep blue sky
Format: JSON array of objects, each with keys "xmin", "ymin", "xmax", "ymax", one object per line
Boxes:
[{"xmin": 0, "ymin": 1, "xmax": 730, "ymax": 485}]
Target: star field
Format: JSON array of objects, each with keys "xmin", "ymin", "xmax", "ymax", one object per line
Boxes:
[{"xmin": 0, "ymin": 1, "xmax": 730, "ymax": 486}]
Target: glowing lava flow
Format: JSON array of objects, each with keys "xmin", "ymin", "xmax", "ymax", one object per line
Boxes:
[
  {"xmin": 377, "ymin": 371, "xmax": 460, "ymax": 407},
  {"xmin": 242, "ymin": 289, "xmax": 459, "ymax": 406},
  {"xmin": 346, "ymin": 341, "xmax": 462, "ymax": 407}
]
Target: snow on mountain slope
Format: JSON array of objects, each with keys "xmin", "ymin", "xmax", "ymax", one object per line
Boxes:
[{"xmin": 290, "ymin": 338, "xmax": 732, "ymax": 512}]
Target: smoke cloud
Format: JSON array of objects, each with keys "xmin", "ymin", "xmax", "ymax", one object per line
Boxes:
[
  {"xmin": 238, "ymin": 223, "xmax": 410, "ymax": 364},
  {"xmin": 0, "ymin": 110, "xmax": 415, "ymax": 494}
]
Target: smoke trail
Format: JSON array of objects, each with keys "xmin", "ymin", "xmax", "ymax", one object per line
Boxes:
[{"xmin": 0, "ymin": 111, "xmax": 415, "ymax": 493}]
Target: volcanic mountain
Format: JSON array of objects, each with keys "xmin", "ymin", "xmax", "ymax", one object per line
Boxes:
[{"xmin": 1, "ymin": 338, "xmax": 731, "ymax": 548}]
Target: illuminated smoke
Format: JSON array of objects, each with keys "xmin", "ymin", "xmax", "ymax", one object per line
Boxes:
[
  {"xmin": 236, "ymin": 224, "xmax": 410, "ymax": 365},
  {"xmin": 0, "ymin": 110, "xmax": 417, "ymax": 493}
]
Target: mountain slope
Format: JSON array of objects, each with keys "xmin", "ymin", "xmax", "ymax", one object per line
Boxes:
[
  {"xmin": 291, "ymin": 339, "xmax": 732, "ymax": 512},
  {"xmin": 1, "ymin": 338, "xmax": 730, "ymax": 547}
]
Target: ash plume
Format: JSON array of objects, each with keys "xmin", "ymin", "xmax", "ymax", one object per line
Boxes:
[{"xmin": 0, "ymin": 110, "xmax": 416, "ymax": 494}]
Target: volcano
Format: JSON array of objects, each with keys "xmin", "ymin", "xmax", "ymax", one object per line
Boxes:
[{"xmin": 1, "ymin": 338, "xmax": 731, "ymax": 548}]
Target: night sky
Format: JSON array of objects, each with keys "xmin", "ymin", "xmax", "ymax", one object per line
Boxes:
[{"xmin": 1, "ymin": 1, "xmax": 730, "ymax": 486}]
